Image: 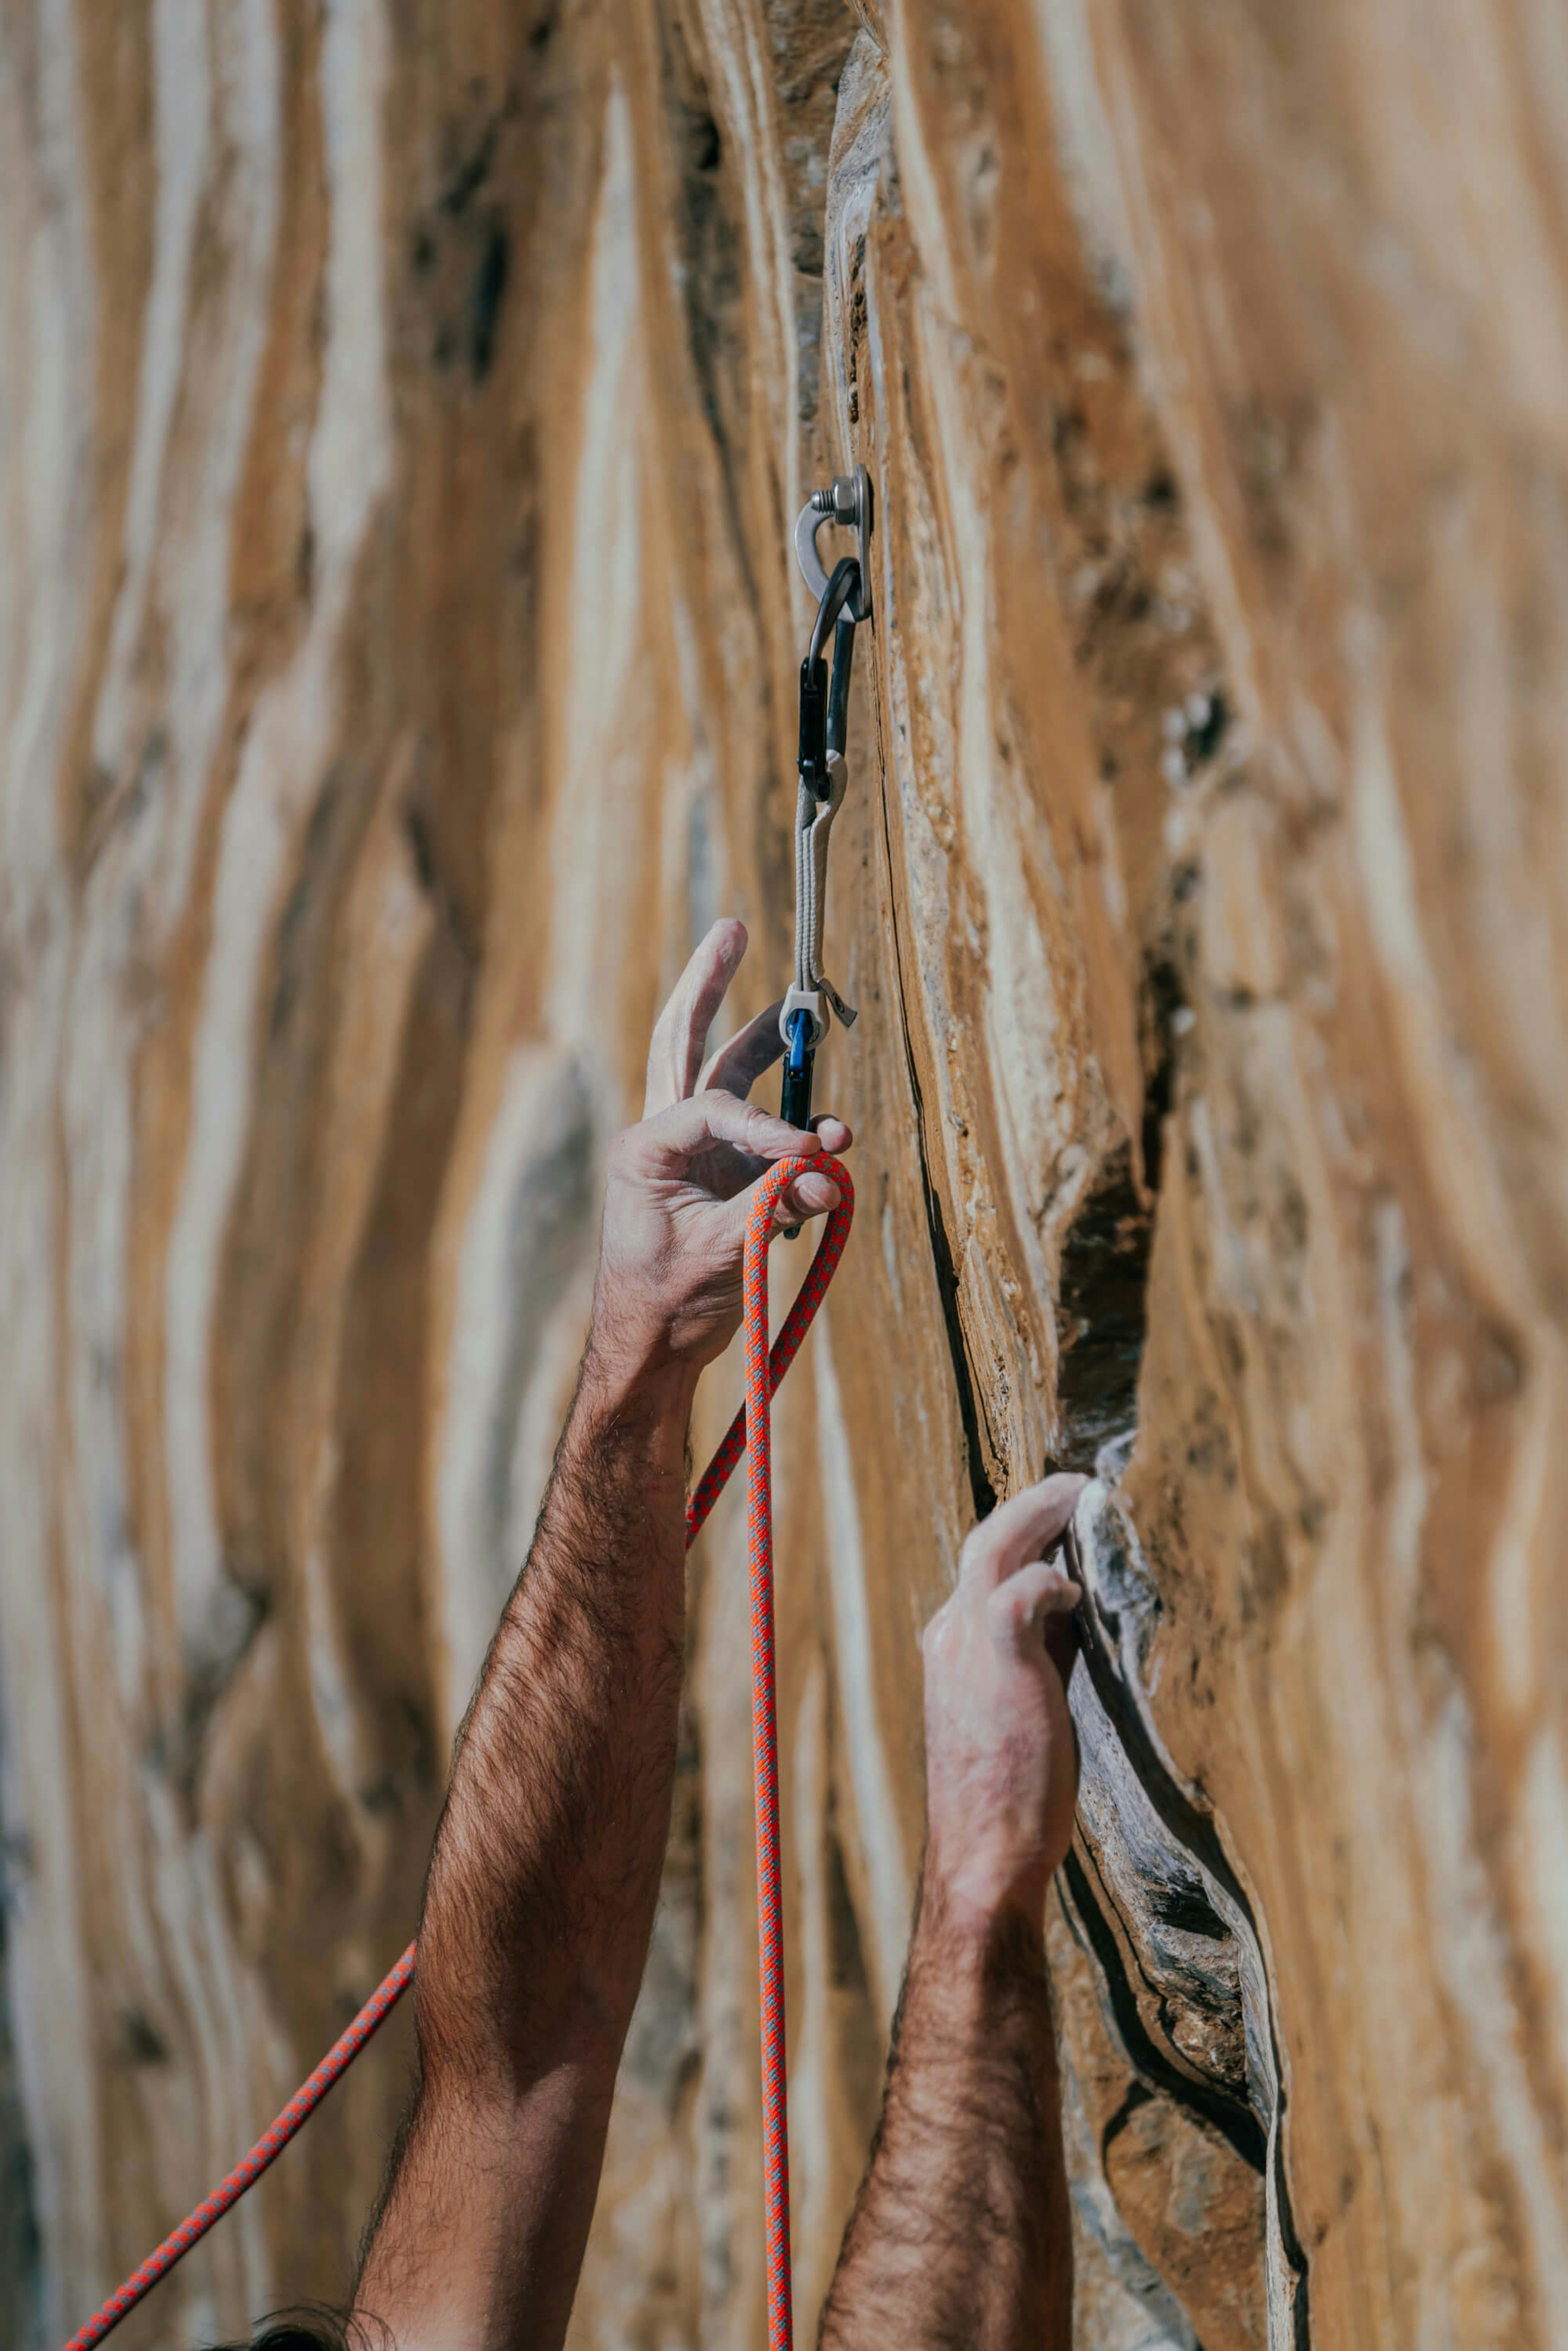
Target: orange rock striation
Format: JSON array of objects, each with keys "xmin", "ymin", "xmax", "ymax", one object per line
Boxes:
[{"xmin": 2, "ymin": 2, "xmax": 1565, "ymax": 2346}]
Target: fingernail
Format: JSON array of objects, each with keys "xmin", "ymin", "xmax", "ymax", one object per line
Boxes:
[{"xmin": 794, "ymin": 1180, "xmax": 837, "ymax": 1212}]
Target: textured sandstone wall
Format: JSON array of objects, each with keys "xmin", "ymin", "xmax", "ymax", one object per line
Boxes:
[{"xmin": 3, "ymin": 0, "xmax": 1568, "ymax": 2345}]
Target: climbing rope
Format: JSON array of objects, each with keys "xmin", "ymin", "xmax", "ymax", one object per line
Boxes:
[
  {"xmin": 64, "ymin": 1155, "xmax": 853, "ymax": 2351},
  {"xmin": 691, "ymin": 1153, "xmax": 854, "ymax": 2351},
  {"xmin": 63, "ymin": 1954, "xmax": 416, "ymax": 2351}
]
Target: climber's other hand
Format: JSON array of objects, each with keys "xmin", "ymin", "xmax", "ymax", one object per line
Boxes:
[
  {"xmin": 595, "ymin": 919, "xmax": 852, "ymax": 1378},
  {"xmin": 921, "ymin": 1475, "xmax": 1086, "ymax": 1927}
]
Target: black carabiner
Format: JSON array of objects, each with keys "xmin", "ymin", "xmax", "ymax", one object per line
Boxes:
[
  {"xmin": 826, "ymin": 612, "xmax": 855, "ymax": 768},
  {"xmin": 783, "ymin": 554, "xmax": 864, "ymax": 1143},
  {"xmin": 797, "ymin": 556, "xmax": 861, "ymax": 801}
]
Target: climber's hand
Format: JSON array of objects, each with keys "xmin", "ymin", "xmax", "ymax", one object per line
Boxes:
[
  {"xmin": 593, "ymin": 917, "xmax": 852, "ymax": 1375},
  {"xmin": 921, "ymin": 1475, "xmax": 1086, "ymax": 1926}
]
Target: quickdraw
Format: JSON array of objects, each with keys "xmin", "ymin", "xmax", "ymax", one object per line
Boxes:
[{"xmin": 780, "ymin": 465, "xmax": 872, "ymax": 1130}]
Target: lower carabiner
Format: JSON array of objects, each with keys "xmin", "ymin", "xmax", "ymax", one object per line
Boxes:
[{"xmin": 781, "ymin": 1006, "xmax": 814, "ymax": 1131}]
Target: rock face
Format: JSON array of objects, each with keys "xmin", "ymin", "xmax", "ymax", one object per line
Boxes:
[{"xmin": 3, "ymin": 0, "xmax": 1567, "ymax": 2344}]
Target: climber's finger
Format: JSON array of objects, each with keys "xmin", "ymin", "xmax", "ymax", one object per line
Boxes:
[
  {"xmin": 717, "ymin": 1166, "xmax": 840, "ymax": 1259},
  {"xmin": 987, "ymin": 1557, "xmax": 1082, "ymax": 1653},
  {"xmin": 958, "ymin": 1475, "xmax": 1087, "ymax": 1594},
  {"xmin": 776, "ymin": 1169, "xmax": 841, "ymax": 1223},
  {"xmin": 1044, "ymin": 1525, "xmax": 1085, "ymax": 1682},
  {"xmin": 644, "ymin": 918, "xmax": 748, "ymax": 1116},
  {"xmin": 645, "ymin": 1089, "xmax": 821, "ymax": 1171},
  {"xmin": 699, "ymin": 996, "xmax": 787, "ymax": 1100}
]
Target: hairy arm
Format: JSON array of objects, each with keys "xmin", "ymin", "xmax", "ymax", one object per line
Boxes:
[
  {"xmin": 820, "ymin": 1477, "xmax": 1085, "ymax": 2351},
  {"xmin": 356, "ymin": 920, "xmax": 849, "ymax": 2349},
  {"xmin": 354, "ymin": 1343, "xmax": 693, "ymax": 2347}
]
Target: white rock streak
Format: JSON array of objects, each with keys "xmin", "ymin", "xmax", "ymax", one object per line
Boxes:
[
  {"xmin": 435, "ymin": 77, "xmax": 650, "ymax": 1735},
  {"xmin": 165, "ymin": 0, "xmax": 391, "ymax": 1645},
  {"xmin": 148, "ymin": 5, "xmax": 389, "ymax": 2302},
  {"xmin": 0, "ymin": 0, "xmax": 102, "ymax": 2318},
  {"xmin": 436, "ymin": 1044, "xmax": 580, "ymax": 1725},
  {"xmin": 546, "ymin": 73, "xmax": 644, "ymax": 1046},
  {"xmin": 63, "ymin": 38, "xmax": 284, "ymax": 2312}
]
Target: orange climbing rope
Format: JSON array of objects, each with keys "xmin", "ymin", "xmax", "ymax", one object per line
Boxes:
[
  {"xmin": 65, "ymin": 1152, "xmax": 852, "ymax": 2351},
  {"xmin": 63, "ymin": 1953, "xmax": 417, "ymax": 2351},
  {"xmin": 690, "ymin": 1152, "xmax": 853, "ymax": 2351}
]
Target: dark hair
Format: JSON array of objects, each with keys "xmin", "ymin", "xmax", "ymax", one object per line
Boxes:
[
  {"xmin": 207, "ymin": 2311, "xmax": 383, "ymax": 2351},
  {"xmin": 240, "ymin": 2334, "xmax": 341, "ymax": 2351}
]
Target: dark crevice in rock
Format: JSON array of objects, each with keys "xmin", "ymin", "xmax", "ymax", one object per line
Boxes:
[
  {"xmin": 1060, "ymin": 1846, "xmax": 1266, "ymax": 2172},
  {"xmin": 1055, "ymin": 952, "xmax": 1188, "ymax": 1470},
  {"xmin": 914, "ymin": 1128, "xmax": 998, "ymax": 1522},
  {"xmin": 1054, "ymin": 1141, "xmax": 1152, "ymax": 1471},
  {"xmin": 0, "ymin": 1704, "xmax": 42, "ymax": 2351},
  {"xmin": 1098, "ymin": 2075, "xmax": 1155, "ymax": 2165},
  {"xmin": 467, "ymin": 216, "xmax": 510, "ymax": 382},
  {"xmin": 1071, "ymin": 1498, "xmax": 1313, "ymax": 2344},
  {"xmin": 1139, "ymin": 954, "xmax": 1184, "ymax": 1193},
  {"xmin": 1048, "ymin": 959, "xmax": 1309, "ymax": 2334},
  {"xmin": 877, "ymin": 796, "xmax": 997, "ymax": 1521},
  {"xmin": 1077, "ymin": 1573, "xmax": 1238, "ymax": 1908}
]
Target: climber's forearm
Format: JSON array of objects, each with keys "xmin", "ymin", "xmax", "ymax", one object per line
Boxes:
[
  {"xmin": 352, "ymin": 920, "xmax": 849, "ymax": 2348},
  {"xmin": 820, "ymin": 1877, "xmax": 1073, "ymax": 2351},
  {"xmin": 356, "ymin": 1328, "xmax": 695, "ymax": 2343},
  {"xmin": 413, "ymin": 1330, "xmax": 695, "ymax": 2078}
]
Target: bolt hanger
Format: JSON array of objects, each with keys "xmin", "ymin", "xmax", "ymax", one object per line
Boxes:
[{"xmin": 793, "ymin": 463, "xmax": 873, "ymax": 622}]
